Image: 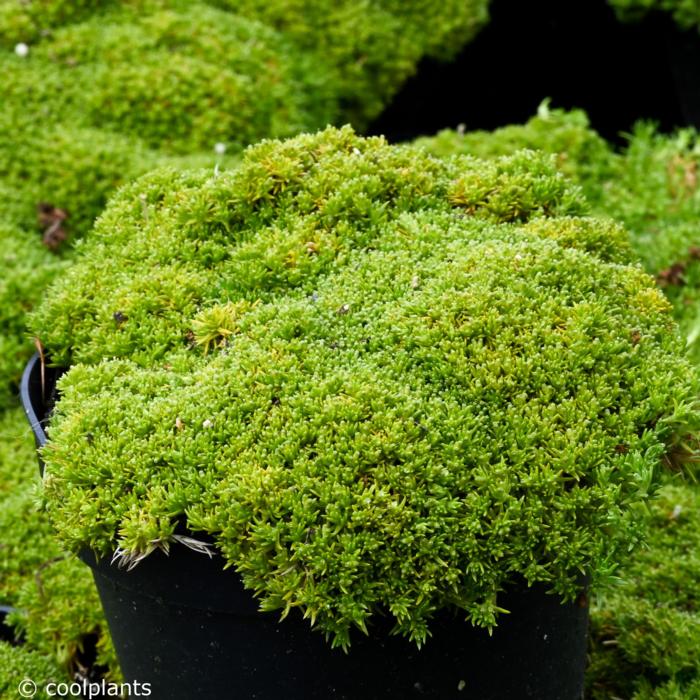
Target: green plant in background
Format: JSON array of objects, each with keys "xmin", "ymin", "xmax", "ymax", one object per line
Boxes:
[
  {"xmin": 20, "ymin": 4, "xmax": 336, "ymax": 153},
  {"xmin": 0, "ymin": 185, "xmax": 66, "ymax": 410},
  {"xmin": 0, "ymin": 641, "xmax": 67, "ymax": 699},
  {"xmin": 599, "ymin": 125, "xmax": 700, "ymax": 366},
  {"xmin": 608, "ymin": 0, "xmax": 700, "ymax": 31},
  {"xmin": 0, "ymin": 407, "xmax": 117, "ymax": 684},
  {"xmin": 587, "ymin": 481, "xmax": 700, "ymax": 700},
  {"xmin": 29, "ymin": 127, "xmax": 699, "ymax": 651},
  {"xmin": 0, "ymin": 0, "xmax": 103, "ymax": 47},
  {"xmin": 414, "ymin": 103, "xmax": 618, "ymax": 205},
  {"xmin": 212, "ymin": 0, "xmax": 490, "ymax": 127}
]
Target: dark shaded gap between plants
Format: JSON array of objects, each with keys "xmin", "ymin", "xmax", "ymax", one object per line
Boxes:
[{"xmin": 369, "ymin": 0, "xmax": 689, "ymax": 145}]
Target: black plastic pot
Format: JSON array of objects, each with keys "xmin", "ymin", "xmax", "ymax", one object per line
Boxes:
[
  {"xmin": 20, "ymin": 352, "xmax": 63, "ymax": 477},
  {"xmin": 21, "ymin": 353, "xmax": 588, "ymax": 700}
]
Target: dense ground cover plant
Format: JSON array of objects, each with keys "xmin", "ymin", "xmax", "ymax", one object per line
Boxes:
[
  {"xmin": 0, "ymin": 0, "xmax": 101, "ymax": 47},
  {"xmin": 0, "ymin": 641, "xmax": 66, "ymax": 699},
  {"xmin": 0, "ymin": 188, "xmax": 66, "ymax": 409},
  {"xmin": 0, "ymin": 0, "xmax": 491, "ymax": 407},
  {"xmin": 414, "ymin": 104, "xmax": 618, "ymax": 205},
  {"xmin": 21, "ymin": 4, "xmax": 333, "ymax": 152},
  {"xmin": 599, "ymin": 125, "xmax": 700, "ymax": 362},
  {"xmin": 0, "ymin": 0, "xmax": 494, "ymax": 680},
  {"xmin": 417, "ymin": 107, "xmax": 700, "ymax": 364},
  {"xmin": 0, "ymin": 407, "xmax": 115, "ymax": 682},
  {"xmin": 587, "ymin": 480, "xmax": 700, "ymax": 700},
  {"xmin": 30, "ymin": 127, "xmax": 699, "ymax": 650},
  {"xmin": 212, "ymin": 0, "xmax": 490, "ymax": 127}
]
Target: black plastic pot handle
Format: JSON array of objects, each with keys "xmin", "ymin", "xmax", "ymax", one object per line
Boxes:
[{"xmin": 20, "ymin": 352, "xmax": 49, "ymax": 476}]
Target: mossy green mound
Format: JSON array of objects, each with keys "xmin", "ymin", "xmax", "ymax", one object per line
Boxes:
[
  {"xmin": 0, "ymin": 0, "xmax": 103, "ymax": 47},
  {"xmin": 30, "ymin": 127, "xmax": 588, "ymax": 367},
  {"xmin": 211, "ymin": 0, "xmax": 490, "ymax": 127},
  {"xmin": 414, "ymin": 104, "xmax": 618, "ymax": 205},
  {"xmin": 30, "ymin": 127, "xmax": 699, "ymax": 649},
  {"xmin": 560, "ymin": 123, "xmax": 700, "ymax": 368},
  {"xmin": 2, "ymin": 3, "xmax": 331, "ymax": 155},
  {"xmin": 0, "ymin": 216, "xmax": 66, "ymax": 409},
  {"xmin": 0, "ymin": 407, "xmax": 116, "ymax": 677},
  {"xmin": 0, "ymin": 642, "xmax": 68, "ymax": 699},
  {"xmin": 588, "ymin": 481, "xmax": 700, "ymax": 700},
  {"xmin": 418, "ymin": 108, "xmax": 700, "ymax": 697},
  {"xmin": 1, "ymin": 0, "xmax": 491, "ymax": 131},
  {"xmin": 0, "ymin": 0, "xmax": 492, "ymax": 406},
  {"xmin": 417, "ymin": 108, "xmax": 700, "ymax": 365}
]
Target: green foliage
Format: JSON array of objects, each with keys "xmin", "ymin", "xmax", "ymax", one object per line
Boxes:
[
  {"xmin": 0, "ymin": 0, "xmax": 104, "ymax": 48},
  {"xmin": 520, "ymin": 216, "xmax": 634, "ymax": 265},
  {"xmin": 0, "ymin": 407, "xmax": 117, "ymax": 678},
  {"xmin": 415, "ymin": 103, "xmax": 618, "ymax": 205},
  {"xmin": 0, "ymin": 219, "xmax": 66, "ymax": 409},
  {"xmin": 2, "ymin": 4, "xmax": 334, "ymax": 155},
  {"xmin": 213, "ymin": 0, "xmax": 490, "ymax": 126},
  {"xmin": 596, "ymin": 124, "xmax": 700, "ymax": 365},
  {"xmin": 0, "ymin": 642, "xmax": 68, "ymax": 699},
  {"xmin": 418, "ymin": 109, "xmax": 700, "ymax": 697},
  {"xmin": 418, "ymin": 109, "xmax": 700, "ymax": 365},
  {"xmin": 0, "ymin": 0, "xmax": 303, "ymax": 403},
  {"xmin": 0, "ymin": 0, "xmax": 490, "ymax": 399},
  {"xmin": 0, "ymin": 122, "xmax": 162, "ymax": 239},
  {"xmin": 192, "ymin": 300, "xmax": 258, "ymax": 354},
  {"xmin": 608, "ymin": 0, "xmax": 700, "ymax": 31},
  {"xmin": 30, "ymin": 127, "xmax": 699, "ymax": 649},
  {"xmin": 30, "ymin": 128, "xmax": 585, "ymax": 367},
  {"xmin": 587, "ymin": 481, "xmax": 700, "ymax": 699}
]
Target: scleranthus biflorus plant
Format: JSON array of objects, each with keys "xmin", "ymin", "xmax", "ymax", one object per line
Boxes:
[{"xmin": 31, "ymin": 126, "xmax": 700, "ymax": 650}]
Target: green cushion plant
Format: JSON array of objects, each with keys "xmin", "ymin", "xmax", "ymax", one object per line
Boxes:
[
  {"xmin": 0, "ymin": 641, "xmax": 68, "ymax": 699},
  {"xmin": 0, "ymin": 0, "xmax": 494, "ymax": 678},
  {"xmin": 417, "ymin": 107, "xmax": 700, "ymax": 365},
  {"xmin": 598, "ymin": 125, "xmax": 700, "ymax": 365},
  {"xmin": 30, "ymin": 126, "xmax": 700, "ymax": 650},
  {"xmin": 414, "ymin": 103, "xmax": 618, "ymax": 207},
  {"xmin": 0, "ymin": 0, "xmax": 492, "ymax": 409},
  {"xmin": 587, "ymin": 481, "xmax": 700, "ymax": 700},
  {"xmin": 16, "ymin": 4, "xmax": 335, "ymax": 153},
  {"xmin": 0, "ymin": 0, "xmax": 103, "ymax": 48},
  {"xmin": 0, "ymin": 407, "xmax": 117, "ymax": 679},
  {"xmin": 209, "ymin": 0, "xmax": 490, "ymax": 127}
]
